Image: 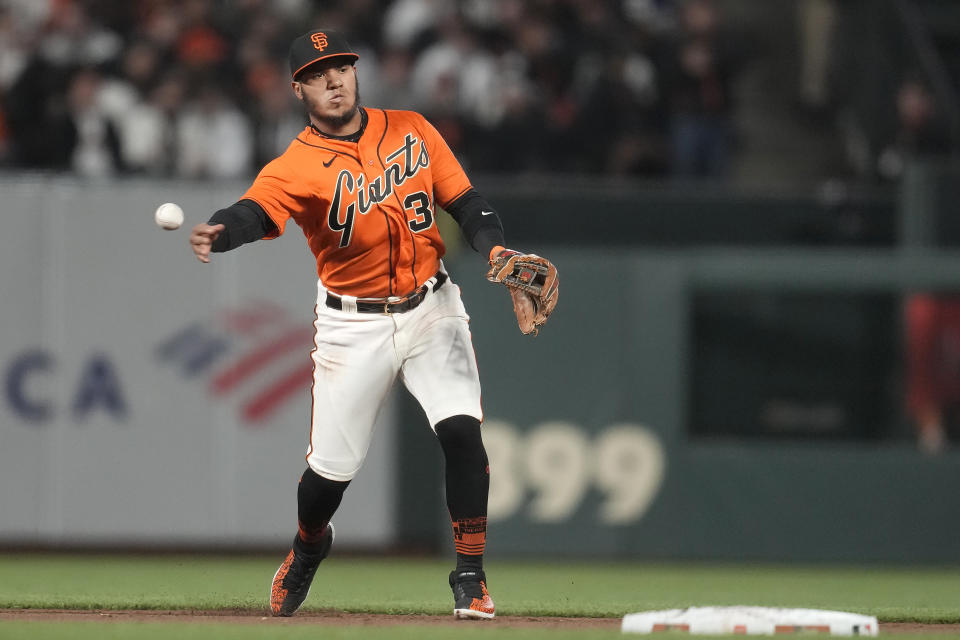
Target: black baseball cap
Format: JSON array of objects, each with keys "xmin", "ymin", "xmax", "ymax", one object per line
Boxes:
[{"xmin": 289, "ymin": 29, "xmax": 359, "ymax": 80}]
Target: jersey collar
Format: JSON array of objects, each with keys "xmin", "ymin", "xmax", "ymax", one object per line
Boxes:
[{"xmin": 310, "ymin": 107, "xmax": 368, "ymax": 143}]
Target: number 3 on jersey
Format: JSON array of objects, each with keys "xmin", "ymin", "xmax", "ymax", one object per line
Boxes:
[{"xmin": 404, "ymin": 191, "xmax": 433, "ymax": 233}]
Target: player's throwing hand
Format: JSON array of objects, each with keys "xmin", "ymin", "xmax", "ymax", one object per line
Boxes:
[{"xmin": 189, "ymin": 223, "xmax": 225, "ymax": 263}]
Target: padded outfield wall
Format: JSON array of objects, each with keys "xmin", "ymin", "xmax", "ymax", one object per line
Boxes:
[
  {"xmin": 0, "ymin": 176, "xmax": 398, "ymax": 549},
  {"xmin": 427, "ymin": 249, "xmax": 960, "ymax": 563},
  {"xmin": 1, "ymin": 175, "xmax": 958, "ymax": 561}
]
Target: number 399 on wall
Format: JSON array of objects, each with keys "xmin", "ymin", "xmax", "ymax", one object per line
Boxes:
[{"xmin": 483, "ymin": 421, "xmax": 667, "ymax": 524}]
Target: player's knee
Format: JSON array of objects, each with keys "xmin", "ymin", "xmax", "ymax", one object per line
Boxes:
[
  {"xmin": 436, "ymin": 414, "xmax": 485, "ymax": 458},
  {"xmin": 300, "ymin": 466, "xmax": 351, "ymax": 495},
  {"xmin": 305, "ymin": 453, "xmax": 361, "ymax": 482}
]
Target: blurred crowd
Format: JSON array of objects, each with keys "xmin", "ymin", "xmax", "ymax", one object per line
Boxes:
[{"xmin": 0, "ymin": 0, "xmax": 753, "ymax": 180}]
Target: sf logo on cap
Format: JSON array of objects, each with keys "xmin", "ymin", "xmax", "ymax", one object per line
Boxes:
[{"xmin": 311, "ymin": 32, "xmax": 328, "ymax": 50}]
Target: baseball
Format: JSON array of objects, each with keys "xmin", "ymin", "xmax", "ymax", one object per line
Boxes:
[{"xmin": 154, "ymin": 202, "xmax": 184, "ymax": 230}]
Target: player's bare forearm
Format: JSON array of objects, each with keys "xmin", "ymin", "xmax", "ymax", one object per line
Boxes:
[{"xmin": 189, "ymin": 223, "xmax": 224, "ymax": 263}]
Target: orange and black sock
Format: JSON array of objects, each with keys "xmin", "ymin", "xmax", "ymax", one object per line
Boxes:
[{"xmin": 452, "ymin": 517, "xmax": 487, "ymax": 571}]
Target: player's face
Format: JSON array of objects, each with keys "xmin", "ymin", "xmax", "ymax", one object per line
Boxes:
[{"xmin": 294, "ymin": 58, "xmax": 361, "ymax": 135}]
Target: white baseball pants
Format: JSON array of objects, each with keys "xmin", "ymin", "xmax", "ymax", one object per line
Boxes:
[{"xmin": 305, "ymin": 272, "xmax": 483, "ymax": 481}]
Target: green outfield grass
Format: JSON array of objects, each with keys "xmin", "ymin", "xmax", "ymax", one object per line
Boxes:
[{"xmin": 1, "ymin": 554, "xmax": 959, "ymax": 639}]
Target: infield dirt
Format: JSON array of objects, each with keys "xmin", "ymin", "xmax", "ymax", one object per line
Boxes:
[{"xmin": 2, "ymin": 609, "xmax": 960, "ymax": 634}]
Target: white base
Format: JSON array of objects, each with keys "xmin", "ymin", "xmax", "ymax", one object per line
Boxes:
[{"xmin": 622, "ymin": 606, "xmax": 878, "ymax": 636}]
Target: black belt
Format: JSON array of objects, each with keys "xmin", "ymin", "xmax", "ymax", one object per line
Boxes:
[{"xmin": 325, "ymin": 272, "xmax": 448, "ymax": 314}]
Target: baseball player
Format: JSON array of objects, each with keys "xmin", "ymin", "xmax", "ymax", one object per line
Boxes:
[{"xmin": 188, "ymin": 29, "xmax": 557, "ymax": 619}]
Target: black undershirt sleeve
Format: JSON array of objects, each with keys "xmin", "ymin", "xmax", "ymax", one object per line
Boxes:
[
  {"xmin": 444, "ymin": 189, "xmax": 506, "ymax": 259},
  {"xmin": 208, "ymin": 199, "xmax": 276, "ymax": 252}
]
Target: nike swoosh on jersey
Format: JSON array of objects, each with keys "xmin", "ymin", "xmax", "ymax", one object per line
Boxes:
[
  {"xmin": 323, "ymin": 154, "xmax": 336, "ymax": 168},
  {"xmin": 481, "ymin": 211, "xmax": 494, "ymax": 216}
]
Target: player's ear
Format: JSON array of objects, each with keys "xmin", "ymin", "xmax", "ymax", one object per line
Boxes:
[{"xmin": 292, "ymin": 81, "xmax": 302, "ymax": 99}]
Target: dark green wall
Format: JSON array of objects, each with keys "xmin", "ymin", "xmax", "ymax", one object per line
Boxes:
[{"xmin": 399, "ymin": 248, "xmax": 960, "ymax": 562}]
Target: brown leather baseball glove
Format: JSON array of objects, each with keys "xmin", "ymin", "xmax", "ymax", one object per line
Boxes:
[{"xmin": 486, "ymin": 248, "xmax": 559, "ymax": 336}]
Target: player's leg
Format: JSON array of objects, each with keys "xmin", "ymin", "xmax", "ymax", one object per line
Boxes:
[
  {"xmin": 436, "ymin": 415, "xmax": 489, "ymax": 570},
  {"xmin": 272, "ymin": 292, "xmax": 402, "ymax": 616},
  {"xmin": 435, "ymin": 415, "xmax": 495, "ymax": 619},
  {"xmin": 397, "ymin": 281, "xmax": 494, "ymax": 619}
]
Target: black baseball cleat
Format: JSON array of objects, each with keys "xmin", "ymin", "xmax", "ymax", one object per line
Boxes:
[
  {"xmin": 270, "ymin": 523, "xmax": 335, "ymax": 616},
  {"xmin": 449, "ymin": 569, "xmax": 495, "ymax": 619}
]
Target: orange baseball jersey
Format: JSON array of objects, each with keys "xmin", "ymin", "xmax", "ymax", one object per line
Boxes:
[{"xmin": 242, "ymin": 108, "xmax": 470, "ymax": 298}]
